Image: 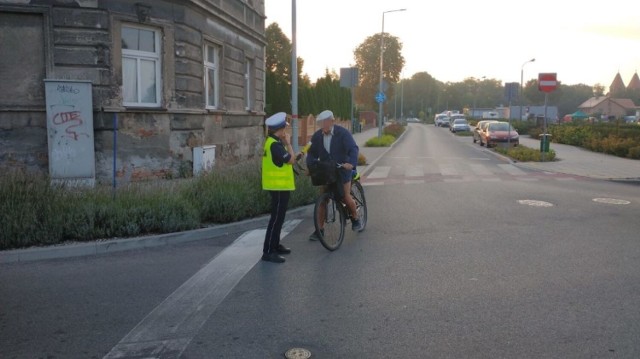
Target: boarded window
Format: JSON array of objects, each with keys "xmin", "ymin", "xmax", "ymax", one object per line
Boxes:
[{"xmin": 0, "ymin": 12, "xmax": 46, "ymax": 108}]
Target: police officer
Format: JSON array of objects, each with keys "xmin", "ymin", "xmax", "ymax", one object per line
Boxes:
[{"xmin": 261, "ymin": 112, "xmax": 296, "ymax": 263}]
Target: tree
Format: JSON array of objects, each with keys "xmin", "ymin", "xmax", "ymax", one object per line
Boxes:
[
  {"xmin": 353, "ymin": 33, "xmax": 405, "ymax": 112},
  {"xmin": 265, "ymin": 23, "xmax": 306, "ymax": 115},
  {"xmin": 592, "ymin": 83, "xmax": 605, "ymax": 97}
]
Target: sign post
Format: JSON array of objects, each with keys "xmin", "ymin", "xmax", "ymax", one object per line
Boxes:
[
  {"xmin": 537, "ymin": 73, "xmax": 558, "ymax": 161},
  {"xmin": 340, "ymin": 67, "xmax": 359, "ymax": 133}
]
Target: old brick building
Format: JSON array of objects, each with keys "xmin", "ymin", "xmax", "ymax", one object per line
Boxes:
[{"xmin": 0, "ymin": 0, "xmax": 266, "ymax": 182}]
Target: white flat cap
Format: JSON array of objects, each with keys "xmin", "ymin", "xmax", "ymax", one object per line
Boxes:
[
  {"xmin": 265, "ymin": 112, "xmax": 287, "ymax": 130},
  {"xmin": 316, "ymin": 110, "xmax": 334, "ymax": 122}
]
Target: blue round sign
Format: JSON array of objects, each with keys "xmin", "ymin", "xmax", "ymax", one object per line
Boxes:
[{"xmin": 375, "ymin": 92, "xmax": 386, "ymax": 103}]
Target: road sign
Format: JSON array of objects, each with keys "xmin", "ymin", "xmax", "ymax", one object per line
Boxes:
[
  {"xmin": 375, "ymin": 92, "xmax": 386, "ymax": 103},
  {"xmin": 538, "ymin": 73, "xmax": 557, "ymax": 93}
]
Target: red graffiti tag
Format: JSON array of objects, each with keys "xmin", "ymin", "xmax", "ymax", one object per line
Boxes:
[{"xmin": 52, "ymin": 111, "xmax": 88, "ymax": 141}]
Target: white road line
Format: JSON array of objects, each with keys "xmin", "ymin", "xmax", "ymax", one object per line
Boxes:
[
  {"xmin": 439, "ymin": 164, "xmax": 459, "ymax": 176},
  {"xmin": 404, "ymin": 165, "xmax": 424, "ymax": 177},
  {"xmin": 404, "ymin": 179, "xmax": 425, "ymax": 185},
  {"xmin": 498, "ymin": 164, "xmax": 527, "ymax": 176},
  {"xmin": 363, "ymin": 181, "xmax": 385, "ymax": 186},
  {"xmin": 103, "ymin": 220, "xmax": 302, "ymax": 359},
  {"xmin": 367, "ymin": 166, "xmax": 391, "ymax": 179},
  {"xmin": 469, "ymin": 164, "xmax": 494, "ymax": 176}
]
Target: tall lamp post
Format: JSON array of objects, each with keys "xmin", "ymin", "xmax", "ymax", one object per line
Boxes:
[
  {"xmin": 378, "ymin": 8, "xmax": 406, "ymax": 138},
  {"xmin": 519, "ymin": 58, "xmax": 535, "ymax": 121}
]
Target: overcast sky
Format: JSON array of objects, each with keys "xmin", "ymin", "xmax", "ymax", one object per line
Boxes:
[{"xmin": 265, "ymin": 0, "xmax": 640, "ymax": 87}]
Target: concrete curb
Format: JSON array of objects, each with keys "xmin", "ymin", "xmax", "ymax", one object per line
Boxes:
[{"xmin": 0, "ymin": 205, "xmax": 313, "ymax": 264}]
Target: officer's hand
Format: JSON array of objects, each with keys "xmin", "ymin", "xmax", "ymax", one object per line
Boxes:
[
  {"xmin": 343, "ymin": 163, "xmax": 354, "ymax": 170},
  {"xmin": 281, "ymin": 132, "xmax": 291, "ymax": 145}
]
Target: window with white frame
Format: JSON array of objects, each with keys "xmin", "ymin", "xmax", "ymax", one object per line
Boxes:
[
  {"xmin": 204, "ymin": 43, "xmax": 220, "ymax": 109},
  {"xmin": 121, "ymin": 25, "xmax": 161, "ymax": 107},
  {"xmin": 244, "ymin": 59, "xmax": 252, "ymax": 111}
]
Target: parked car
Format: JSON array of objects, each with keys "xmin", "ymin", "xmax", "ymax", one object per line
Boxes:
[
  {"xmin": 450, "ymin": 118, "xmax": 471, "ymax": 133},
  {"xmin": 473, "ymin": 120, "xmax": 497, "ymax": 144},
  {"xmin": 435, "ymin": 114, "xmax": 450, "ymax": 127},
  {"xmin": 448, "ymin": 114, "xmax": 466, "ymax": 129},
  {"xmin": 480, "ymin": 121, "xmax": 519, "ymax": 147}
]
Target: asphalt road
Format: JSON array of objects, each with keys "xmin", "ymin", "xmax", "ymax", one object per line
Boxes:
[{"xmin": 2, "ymin": 124, "xmax": 639, "ymax": 358}]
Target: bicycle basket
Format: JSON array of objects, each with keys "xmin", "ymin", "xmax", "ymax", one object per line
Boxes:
[{"xmin": 308, "ymin": 160, "xmax": 338, "ymax": 186}]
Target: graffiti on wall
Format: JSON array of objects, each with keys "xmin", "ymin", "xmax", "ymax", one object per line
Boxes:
[{"xmin": 44, "ymin": 80, "xmax": 95, "ymax": 185}]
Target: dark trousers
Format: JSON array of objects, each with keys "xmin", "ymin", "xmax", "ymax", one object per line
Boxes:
[{"xmin": 263, "ymin": 190, "xmax": 290, "ymax": 254}]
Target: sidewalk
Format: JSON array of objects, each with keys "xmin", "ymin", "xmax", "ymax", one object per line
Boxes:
[{"xmin": 516, "ymin": 136, "xmax": 640, "ymax": 181}]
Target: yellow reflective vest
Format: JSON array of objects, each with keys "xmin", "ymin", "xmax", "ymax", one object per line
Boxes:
[{"xmin": 262, "ymin": 136, "xmax": 295, "ymax": 191}]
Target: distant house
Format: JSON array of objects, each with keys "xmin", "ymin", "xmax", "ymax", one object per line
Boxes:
[
  {"xmin": 0, "ymin": 0, "xmax": 267, "ymax": 182},
  {"xmin": 577, "ymin": 97, "xmax": 637, "ymax": 120}
]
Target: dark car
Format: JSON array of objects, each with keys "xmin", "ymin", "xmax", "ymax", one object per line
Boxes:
[{"xmin": 479, "ymin": 121, "xmax": 519, "ymax": 147}]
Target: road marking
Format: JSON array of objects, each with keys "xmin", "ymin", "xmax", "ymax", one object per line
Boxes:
[
  {"xmin": 404, "ymin": 179, "xmax": 426, "ymax": 185},
  {"xmin": 367, "ymin": 166, "xmax": 391, "ymax": 179},
  {"xmin": 439, "ymin": 164, "xmax": 459, "ymax": 176},
  {"xmin": 404, "ymin": 165, "xmax": 424, "ymax": 177},
  {"xmin": 518, "ymin": 200, "xmax": 554, "ymax": 207},
  {"xmin": 593, "ymin": 198, "xmax": 631, "ymax": 205},
  {"xmin": 103, "ymin": 220, "xmax": 302, "ymax": 359},
  {"xmin": 498, "ymin": 164, "xmax": 527, "ymax": 176},
  {"xmin": 469, "ymin": 163, "xmax": 493, "ymax": 176}
]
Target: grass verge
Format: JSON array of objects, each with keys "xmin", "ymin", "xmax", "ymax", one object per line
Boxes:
[
  {"xmin": 0, "ymin": 159, "xmax": 317, "ymax": 251},
  {"xmin": 495, "ymin": 145, "xmax": 557, "ymax": 162}
]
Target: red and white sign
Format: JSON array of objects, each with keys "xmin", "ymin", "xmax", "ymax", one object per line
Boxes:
[{"xmin": 538, "ymin": 73, "xmax": 558, "ymax": 93}]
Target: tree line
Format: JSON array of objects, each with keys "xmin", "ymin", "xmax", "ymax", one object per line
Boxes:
[{"xmin": 266, "ymin": 23, "xmax": 639, "ymax": 120}]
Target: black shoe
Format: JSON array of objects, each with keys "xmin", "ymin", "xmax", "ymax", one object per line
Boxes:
[
  {"xmin": 309, "ymin": 229, "xmax": 323, "ymax": 241},
  {"xmin": 261, "ymin": 253, "xmax": 285, "ymax": 263},
  {"xmin": 276, "ymin": 244, "xmax": 291, "ymax": 254},
  {"xmin": 351, "ymin": 218, "xmax": 364, "ymax": 232}
]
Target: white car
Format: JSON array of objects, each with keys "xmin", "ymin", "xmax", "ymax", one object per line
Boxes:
[{"xmin": 450, "ymin": 118, "xmax": 471, "ymax": 133}]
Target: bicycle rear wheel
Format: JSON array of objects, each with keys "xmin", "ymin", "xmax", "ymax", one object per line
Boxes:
[
  {"xmin": 313, "ymin": 192, "xmax": 345, "ymax": 251},
  {"xmin": 351, "ymin": 180, "xmax": 367, "ymax": 231}
]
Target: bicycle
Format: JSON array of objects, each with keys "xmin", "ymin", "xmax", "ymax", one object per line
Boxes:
[{"xmin": 313, "ymin": 164, "xmax": 367, "ymax": 251}]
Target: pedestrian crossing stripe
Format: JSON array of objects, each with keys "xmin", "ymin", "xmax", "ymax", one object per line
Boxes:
[{"xmin": 361, "ymin": 163, "xmax": 582, "ymax": 186}]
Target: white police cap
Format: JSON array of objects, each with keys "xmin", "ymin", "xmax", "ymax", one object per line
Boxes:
[
  {"xmin": 316, "ymin": 110, "xmax": 334, "ymax": 122},
  {"xmin": 265, "ymin": 112, "xmax": 287, "ymax": 130}
]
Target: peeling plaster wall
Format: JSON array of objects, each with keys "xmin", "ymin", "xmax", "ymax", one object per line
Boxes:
[{"xmin": 0, "ymin": 0, "xmax": 266, "ymax": 182}]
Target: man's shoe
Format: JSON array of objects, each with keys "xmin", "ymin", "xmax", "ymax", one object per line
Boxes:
[
  {"xmin": 351, "ymin": 218, "xmax": 364, "ymax": 232},
  {"xmin": 276, "ymin": 244, "xmax": 291, "ymax": 254},
  {"xmin": 261, "ymin": 253, "xmax": 285, "ymax": 263},
  {"xmin": 309, "ymin": 229, "xmax": 323, "ymax": 241}
]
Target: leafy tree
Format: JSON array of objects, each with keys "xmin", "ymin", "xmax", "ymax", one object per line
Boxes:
[
  {"xmin": 592, "ymin": 83, "xmax": 605, "ymax": 97},
  {"xmin": 353, "ymin": 33, "xmax": 405, "ymax": 112}
]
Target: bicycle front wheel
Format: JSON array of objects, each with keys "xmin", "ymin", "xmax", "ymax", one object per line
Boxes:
[
  {"xmin": 351, "ymin": 180, "xmax": 367, "ymax": 231},
  {"xmin": 313, "ymin": 192, "xmax": 346, "ymax": 251}
]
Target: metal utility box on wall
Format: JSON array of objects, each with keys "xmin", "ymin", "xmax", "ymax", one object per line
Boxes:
[
  {"xmin": 44, "ymin": 80, "xmax": 96, "ymax": 187},
  {"xmin": 193, "ymin": 145, "xmax": 216, "ymax": 176}
]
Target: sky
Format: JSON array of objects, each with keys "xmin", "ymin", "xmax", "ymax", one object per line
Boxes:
[{"xmin": 264, "ymin": 0, "xmax": 640, "ymax": 88}]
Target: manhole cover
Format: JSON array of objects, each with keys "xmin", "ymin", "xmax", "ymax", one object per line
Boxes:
[
  {"xmin": 518, "ymin": 200, "xmax": 554, "ymax": 207},
  {"xmin": 593, "ymin": 198, "xmax": 631, "ymax": 205},
  {"xmin": 285, "ymin": 347, "xmax": 312, "ymax": 359}
]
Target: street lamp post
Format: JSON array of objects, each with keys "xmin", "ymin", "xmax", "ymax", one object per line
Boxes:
[
  {"xmin": 378, "ymin": 8, "xmax": 406, "ymax": 138},
  {"xmin": 473, "ymin": 76, "xmax": 486, "ymax": 118},
  {"xmin": 519, "ymin": 58, "xmax": 535, "ymax": 122}
]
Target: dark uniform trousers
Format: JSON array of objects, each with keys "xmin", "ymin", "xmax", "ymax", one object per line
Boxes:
[{"xmin": 263, "ymin": 190, "xmax": 290, "ymax": 254}]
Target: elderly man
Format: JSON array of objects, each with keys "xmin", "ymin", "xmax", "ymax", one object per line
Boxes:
[{"xmin": 306, "ymin": 110, "xmax": 363, "ymax": 241}]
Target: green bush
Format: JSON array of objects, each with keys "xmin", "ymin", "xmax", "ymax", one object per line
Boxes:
[
  {"xmin": 365, "ymin": 135, "xmax": 396, "ymax": 147},
  {"xmin": 0, "ymin": 158, "xmax": 317, "ymax": 251},
  {"xmin": 495, "ymin": 145, "xmax": 556, "ymax": 162}
]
